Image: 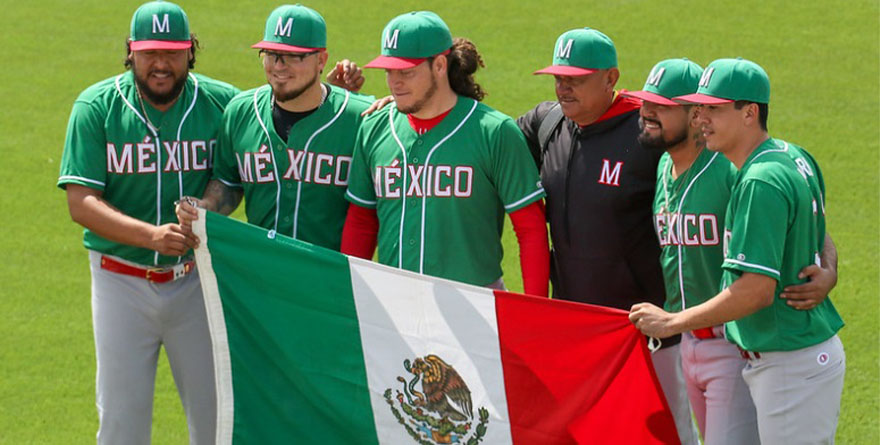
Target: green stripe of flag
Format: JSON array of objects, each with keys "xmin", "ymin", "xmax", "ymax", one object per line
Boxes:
[{"xmin": 197, "ymin": 210, "xmax": 378, "ymax": 444}]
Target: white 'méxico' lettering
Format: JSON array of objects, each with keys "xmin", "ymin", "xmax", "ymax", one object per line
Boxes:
[
  {"xmin": 656, "ymin": 212, "xmax": 719, "ymax": 247},
  {"xmin": 152, "ymin": 14, "xmax": 170, "ymax": 34},
  {"xmin": 191, "ymin": 140, "xmax": 208, "ymax": 170},
  {"xmin": 107, "ymin": 142, "xmax": 133, "ymax": 174},
  {"xmin": 108, "ymin": 137, "xmax": 214, "ymax": 174},
  {"xmin": 253, "ymin": 146, "xmax": 274, "ymax": 183},
  {"xmin": 374, "ymin": 162, "xmax": 475, "ymax": 199},
  {"xmin": 163, "ymin": 141, "xmax": 180, "ymax": 172},
  {"xmin": 334, "ymin": 156, "xmax": 351, "ymax": 186},
  {"xmin": 454, "ymin": 166, "xmax": 473, "ymax": 197},
  {"xmin": 137, "ymin": 137, "xmax": 157, "ymax": 173},
  {"xmin": 314, "ymin": 153, "xmax": 333, "ymax": 184},
  {"xmin": 236, "ymin": 152, "xmax": 253, "ymax": 183},
  {"xmin": 275, "ymin": 17, "xmax": 294, "ymax": 37}
]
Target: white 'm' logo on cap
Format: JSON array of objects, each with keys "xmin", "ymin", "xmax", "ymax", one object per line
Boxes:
[
  {"xmin": 557, "ymin": 38, "xmax": 574, "ymax": 59},
  {"xmin": 699, "ymin": 67, "xmax": 715, "ymax": 88},
  {"xmin": 152, "ymin": 14, "xmax": 170, "ymax": 34},
  {"xmin": 646, "ymin": 67, "xmax": 666, "ymax": 87},
  {"xmin": 384, "ymin": 29, "xmax": 400, "ymax": 49},
  {"xmin": 275, "ymin": 17, "xmax": 294, "ymax": 37}
]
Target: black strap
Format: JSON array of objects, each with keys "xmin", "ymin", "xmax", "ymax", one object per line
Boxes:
[{"xmin": 537, "ymin": 102, "xmax": 565, "ymax": 157}]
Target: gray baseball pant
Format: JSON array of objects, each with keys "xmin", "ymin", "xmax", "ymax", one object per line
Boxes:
[
  {"xmin": 89, "ymin": 251, "xmax": 216, "ymax": 444},
  {"xmin": 652, "ymin": 343, "xmax": 701, "ymax": 445},
  {"xmin": 742, "ymin": 334, "xmax": 845, "ymax": 445},
  {"xmin": 681, "ymin": 331, "xmax": 759, "ymax": 444}
]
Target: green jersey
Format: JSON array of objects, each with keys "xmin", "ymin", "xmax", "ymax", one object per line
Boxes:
[
  {"xmin": 212, "ymin": 84, "xmax": 372, "ymax": 251},
  {"xmin": 345, "ymin": 96, "xmax": 545, "ymax": 286},
  {"xmin": 654, "ymin": 149, "xmax": 737, "ymax": 312},
  {"xmin": 58, "ymin": 71, "xmax": 239, "ymax": 266},
  {"xmin": 721, "ymin": 138, "xmax": 843, "ymax": 351}
]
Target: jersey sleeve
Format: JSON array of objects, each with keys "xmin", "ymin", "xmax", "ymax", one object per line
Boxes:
[
  {"xmin": 344, "ymin": 125, "xmax": 378, "ymax": 209},
  {"xmin": 211, "ymin": 108, "xmax": 243, "ymax": 188},
  {"xmin": 491, "ymin": 118, "xmax": 546, "ymax": 213},
  {"xmin": 722, "ymin": 179, "xmax": 790, "ymax": 280},
  {"xmin": 58, "ymin": 100, "xmax": 108, "ymax": 191}
]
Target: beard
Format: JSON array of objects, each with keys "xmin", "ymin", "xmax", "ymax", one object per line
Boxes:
[
  {"xmin": 638, "ymin": 117, "xmax": 688, "ymax": 151},
  {"xmin": 132, "ymin": 60, "xmax": 188, "ymax": 106},
  {"xmin": 273, "ymin": 70, "xmax": 321, "ymax": 103},
  {"xmin": 396, "ymin": 75, "xmax": 438, "ymax": 115}
]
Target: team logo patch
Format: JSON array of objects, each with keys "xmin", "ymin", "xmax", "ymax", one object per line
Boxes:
[
  {"xmin": 817, "ymin": 352, "xmax": 830, "ymax": 366},
  {"xmin": 384, "ymin": 354, "xmax": 489, "ymax": 444},
  {"xmin": 736, "ymin": 253, "xmax": 746, "ymax": 261}
]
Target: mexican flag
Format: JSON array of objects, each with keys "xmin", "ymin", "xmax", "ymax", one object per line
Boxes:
[{"xmin": 193, "ymin": 210, "xmax": 679, "ymax": 444}]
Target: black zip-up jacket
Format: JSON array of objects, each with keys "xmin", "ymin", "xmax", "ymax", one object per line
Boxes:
[{"xmin": 518, "ymin": 100, "xmax": 666, "ymax": 313}]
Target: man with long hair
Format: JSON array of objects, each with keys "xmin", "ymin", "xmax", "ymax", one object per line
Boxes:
[{"xmin": 342, "ymin": 11, "xmax": 550, "ymax": 296}]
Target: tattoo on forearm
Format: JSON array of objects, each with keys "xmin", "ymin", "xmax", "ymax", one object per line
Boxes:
[{"xmin": 204, "ymin": 180, "xmax": 243, "ymax": 216}]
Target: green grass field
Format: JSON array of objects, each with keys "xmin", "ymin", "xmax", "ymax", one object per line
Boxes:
[{"xmin": 1, "ymin": 0, "xmax": 877, "ymax": 442}]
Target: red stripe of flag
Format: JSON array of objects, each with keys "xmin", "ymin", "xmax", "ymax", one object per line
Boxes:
[{"xmin": 494, "ymin": 291, "xmax": 680, "ymax": 444}]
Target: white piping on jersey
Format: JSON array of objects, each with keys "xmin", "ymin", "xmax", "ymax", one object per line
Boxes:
[
  {"xmin": 116, "ymin": 74, "xmax": 163, "ymax": 265},
  {"xmin": 176, "ymin": 73, "xmax": 200, "ymax": 199},
  {"xmin": 418, "ymin": 100, "xmax": 479, "ymax": 274},
  {"xmin": 505, "ymin": 188, "xmax": 545, "ymax": 211},
  {"xmin": 388, "ymin": 104, "xmax": 409, "ymax": 269},
  {"xmin": 59, "ymin": 175, "xmax": 106, "ymax": 187},
  {"xmin": 723, "ymin": 258, "xmax": 780, "ymax": 278},
  {"xmin": 346, "ymin": 190, "xmax": 377, "ymax": 206},
  {"xmin": 252, "ymin": 85, "xmax": 282, "ymax": 239},
  {"xmin": 667, "ymin": 151, "xmax": 721, "ymax": 310},
  {"xmin": 291, "ymin": 88, "xmax": 349, "ymax": 239},
  {"xmin": 216, "ymin": 177, "xmax": 243, "ymax": 188}
]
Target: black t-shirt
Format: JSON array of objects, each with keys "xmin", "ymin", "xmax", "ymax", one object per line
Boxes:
[{"xmin": 272, "ymin": 103, "xmax": 318, "ymax": 142}]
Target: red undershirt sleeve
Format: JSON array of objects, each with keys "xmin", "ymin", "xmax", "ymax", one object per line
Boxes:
[
  {"xmin": 509, "ymin": 200, "xmax": 550, "ymax": 297},
  {"xmin": 340, "ymin": 203, "xmax": 378, "ymax": 260}
]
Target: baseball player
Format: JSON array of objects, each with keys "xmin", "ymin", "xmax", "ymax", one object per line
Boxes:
[
  {"xmin": 518, "ymin": 29, "xmax": 698, "ymax": 444},
  {"xmin": 627, "ymin": 58, "xmax": 840, "ymax": 444},
  {"xmin": 622, "ymin": 59, "xmax": 759, "ymax": 444},
  {"xmin": 175, "ymin": 5, "xmax": 371, "ymax": 252},
  {"xmin": 341, "ymin": 11, "xmax": 550, "ymax": 296},
  {"xmin": 57, "ymin": 1, "xmax": 239, "ymax": 443},
  {"xmin": 630, "ymin": 58, "xmax": 845, "ymax": 444}
]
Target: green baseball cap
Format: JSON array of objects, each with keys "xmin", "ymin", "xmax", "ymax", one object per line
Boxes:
[
  {"xmin": 675, "ymin": 58, "xmax": 770, "ymax": 104},
  {"xmin": 252, "ymin": 4, "xmax": 326, "ymax": 53},
  {"xmin": 621, "ymin": 58, "xmax": 703, "ymax": 106},
  {"xmin": 129, "ymin": 1, "xmax": 191, "ymax": 51},
  {"xmin": 534, "ymin": 28, "xmax": 617, "ymax": 76},
  {"xmin": 364, "ymin": 11, "xmax": 453, "ymax": 70}
]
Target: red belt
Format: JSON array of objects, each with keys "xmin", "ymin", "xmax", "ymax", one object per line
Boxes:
[
  {"xmin": 101, "ymin": 255, "xmax": 195, "ymax": 284},
  {"xmin": 691, "ymin": 326, "xmax": 720, "ymax": 340}
]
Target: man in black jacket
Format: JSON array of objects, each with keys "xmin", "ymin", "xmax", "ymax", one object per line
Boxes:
[{"xmin": 517, "ymin": 28, "xmax": 698, "ymax": 444}]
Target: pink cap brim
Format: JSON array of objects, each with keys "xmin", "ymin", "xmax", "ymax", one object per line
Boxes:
[
  {"xmin": 130, "ymin": 40, "xmax": 192, "ymax": 51},
  {"xmin": 251, "ymin": 41, "xmax": 324, "ymax": 52},
  {"xmin": 533, "ymin": 65, "xmax": 598, "ymax": 76},
  {"xmin": 673, "ymin": 93, "xmax": 733, "ymax": 105},
  {"xmin": 621, "ymin": 90, "xmax": 680, "ymax": 106},
  {"xmin": 364, "ymin": 55, "xmax": 427, "ymax": 70}
]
